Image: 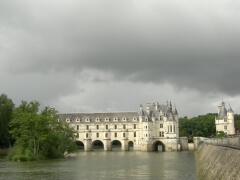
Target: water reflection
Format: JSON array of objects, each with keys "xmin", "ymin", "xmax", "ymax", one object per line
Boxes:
[{"xmin": 0, "ymin": 151, "xmax": 197, "ymax": 180}]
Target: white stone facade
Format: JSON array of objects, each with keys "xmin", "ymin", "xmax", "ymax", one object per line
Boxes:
[
  {"xmin": 58, "ymin": 101, "xmax": 186, "ymax": 152},
  {"xmin": 215, "ymin": 101, "xmax": 235, "ymax": 135}
]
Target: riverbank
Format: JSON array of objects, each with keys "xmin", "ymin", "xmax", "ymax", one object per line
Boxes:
[
  {"xmin": 0, "ymin": 148, "xmax": 9, "ymax": 156},
  {"xmin": 197, "ymin": 143, "xmax": 240, "ymax": 179}
]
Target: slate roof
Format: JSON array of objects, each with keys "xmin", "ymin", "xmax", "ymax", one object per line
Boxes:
[
  {"xmin": 141, "ymin": 103, "xmax": 178, "ymax": 122},
  {"xmin": 58, "ymin": 112, "xmax": 139, "ymax": 123},
  {"xmin": 216, "ymin": 102, "xmax": 227, "ymax": 120},
  {"xmin": 228, "ymin": 106, "xmax": 234, "ymax": 113}
]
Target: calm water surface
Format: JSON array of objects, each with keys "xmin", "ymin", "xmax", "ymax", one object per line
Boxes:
[{"xmin": 0, "ymin": 151, "xmax": 197, "ymax": 180}]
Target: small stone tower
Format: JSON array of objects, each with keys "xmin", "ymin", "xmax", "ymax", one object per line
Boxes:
[{"xmin": 215, "ymin": 101, "xmax": 235, "ymax": 135}]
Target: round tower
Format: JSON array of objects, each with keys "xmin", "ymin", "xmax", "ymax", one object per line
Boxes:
[{"xmin": 227, "ymin": 105, "xmax": 235, "ymax": 135}]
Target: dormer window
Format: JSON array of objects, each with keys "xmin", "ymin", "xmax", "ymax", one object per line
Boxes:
[
  {"xmin": 76, "ymin": 118, "xmax": 80, "ymax": 122},
  {"xmin": 133, "ymin": 117, "xmax": 137, "ymax": 121},
  {"xmin": 122, "ymin": 117, "xmax": 127, "ymax": 121},
  {"xmin": 145, "ymin": 117, "xmax": 148, "ymax": 121},
  {"xmin": 86, "ymin": 118, "xmax": 90, "ymax": 122},
  {"xmin": 96, "ymin": 117, "xmax": 100, "ymax": 122},
  {"xmin": 114, "ymin": 117, "xmax": 118, "ymax": 121},
  {"xmin": 66, "ymin": 118, "xmax": 70, "ymax": 123},
  {"xmin": 105, "ymin": 117, "xmax": 109, "ymax": 122}
]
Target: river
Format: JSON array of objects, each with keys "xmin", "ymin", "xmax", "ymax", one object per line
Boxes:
[{"xmin": 0, "ymin": 151, "xmax": 197, "ymax": 180}]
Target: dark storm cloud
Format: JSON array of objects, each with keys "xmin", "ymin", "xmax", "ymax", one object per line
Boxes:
[{"xmin": 1, "ymin": 0, "xmax": 240, "ymax": 98}]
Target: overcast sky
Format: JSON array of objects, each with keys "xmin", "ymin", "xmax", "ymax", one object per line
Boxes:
[{"xmin": 1, "ymin": 0, "xmax": 240, "ymax": 117}]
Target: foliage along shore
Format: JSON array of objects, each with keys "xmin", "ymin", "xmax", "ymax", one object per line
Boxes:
[
  {"xmin": 1, "ymin": 93, "xmax": 240, "ymax": 160},
  {"xmin": 0, "ymin": 94, "xmax": 77, "ymax": 161}
]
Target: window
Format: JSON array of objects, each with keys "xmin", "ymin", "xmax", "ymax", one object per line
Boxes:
[
  {"xmin": 134, "ymin": 132, "xmax": 136, "ymax": 137},
  {"xmin": 66, "ymin": 118, "xmax": 70, "ymax": 123},
  {"xmin": 224, "ymin": 118, "xmax": 227, "ymax": 122},
  {"xmin": 115, "ymin": 124, "xmax": 117, "ymax": 129},
  {"xmin": 134, "ymin": 124, "xmax": 136, "ymax": 129},
  {"xmin": 160, "ymin": 116, "xmax": 163, "ymax": 120},
  {"xmin": 123, "ymin": 133, "xmax": 125, "ymax": 137},
  {"xmin": 96, "ymin": 133, "xmax": 99, "ymax": 138},
  {"xmin": 106, "ymin": 125, "xmax": 108, "ymax": 129},
  {"xmin": 170, "ymin": 125, "xmax": 172, "ymax": 132},
  {"xmin": 76, "ymin": 125, "xmax": 79, "ymax": 130},
  {"xmin": 76, "ymin": 133, "xmax": 79, "ymax": 138},
  {"xmin": 224, "ymin": 126, "xmax": 227, "ymax": 130},
  {"xmin": 105, "ymin": 133, "xmax": 108, "ymax": 138},
  {"xmin": 86, "ymin": 125, "xmax": 89, "ymax": 130},
  {"xmin": 159, "ymin": 131, "xmax": 164, "ymax": 137},
  {"xmin": 96, "ymin": 125, "xmax": 99, "ymax": 129},
  {"xmin": 115, "ymin": 133, "xmax": 117, "ymax": 138},
  {"xmin": 123, "ymin": 124, "xmax": 126, "ymax": 129},
  {"xmin": 86, "ymin": 133, "xmax": 88, "ymax": 138},
  {"xmin": 76, "ymin": 118, "xmax": 80, "ymax": 122},
  {"xmin": 146, "ymin": 134, "xmax": 148, "ymax": 137},
  {"xmin": 160, "ymin": 124, "xmax": 163, "ymax": 128},
  {"xmin": 146, "ymin": 126, "xmax": 148, "ymax": 129}
]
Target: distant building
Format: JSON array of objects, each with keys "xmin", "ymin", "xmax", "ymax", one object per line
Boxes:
[
  {"xmin": 58, "ymin": 101, "xmax": 188, "ymax": 152},
  {"xmin": 215, "ymin": 101, "xmax": 235, "ymax": 135}
]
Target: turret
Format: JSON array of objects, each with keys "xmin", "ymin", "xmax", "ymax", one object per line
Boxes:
[
  {"xmin": 227, "ymin": 105, "xmax": 235, "ymax": 134},
  {"xmin": 139, "ymin": 104, "xmax": 144, "ymax": 123},
  {"xmin": 154, "ymin": 102, "xmax": 159, "ymax": 111},
  {"xmin": 173, "ymin": 106, "xmax": 178, "ymax": 115},
  {"xmin": 139, "ymin": 104, "xmax": 144, "ymax": 115},
  {"xmin": 146, "ymin": 103, "xmax": 151, "ymax": 114},
  {"xmin": 217, "ymin": 106, "xmax": 221, "ymax": 114},
  {"xmin": 216, "ymin": 101, "xmax": 227, "ymax": 120}
]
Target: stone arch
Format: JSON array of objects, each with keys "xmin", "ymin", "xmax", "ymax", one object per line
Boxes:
[
  {"xmin": 128, "ymin": 141, "xmax": 134, "ymax": 151},
  {"xmin": 111, "ymin": 140, "xmax": 122, "ymax": 151},
  {"xmin": 152, "ymin": 140, "xmax": 165, "ymax": 152},
  {"xmin": 76, "ymin": 140, "xmax": 84, "ymax": 150},
  {"xmin": 92, "ymin": 140, "xmax": 104, "ymax": 151}
]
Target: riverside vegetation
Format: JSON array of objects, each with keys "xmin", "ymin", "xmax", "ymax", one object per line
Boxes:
[
  {"xmin": 1, "ymin": 93, "xmax": 240, "ymax": 161},
  {"xmin": 0, "ymin": 94, "xmax": 77, "ymax": 161}
]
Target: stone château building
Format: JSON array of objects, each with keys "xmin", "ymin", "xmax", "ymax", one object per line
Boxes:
[
  {"xmin": 58, "ymin": 101, "xmax": 188, "ymax": 152},
  {"xmin": 215, "ymin": 101, "xmax": 235, "ymax": 135}
]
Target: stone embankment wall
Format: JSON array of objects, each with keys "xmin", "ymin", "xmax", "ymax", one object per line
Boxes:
[
  {"xmin": 207, "ymin": 136, "xmax": 240, "ymax": 149},
  {"xmin": 197, "ymin": 143, "xmax": 240, "ymax": 179}
]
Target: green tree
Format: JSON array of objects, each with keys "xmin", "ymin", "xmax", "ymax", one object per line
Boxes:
[
  {"xmin": 8, "ymin": 101, "xmax": 77, "ymax": 161},
  {"xmin": 0, "ymin": 94, "xmax": 15, "ymax": 148},
  {"xmin": 234, "ymin": 114, "xmax": 240, "ymax": 133},
  {"xmin": 179, "ymin": 113, "xmax": 216, "ymax": 140}
]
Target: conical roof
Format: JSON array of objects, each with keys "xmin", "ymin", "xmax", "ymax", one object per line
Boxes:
[
  {"xmin": 216, "ymin": 101, "xmax": 227, "ymax": 120},
  {"xmin": 228, "ymin": 105, "xmax": 234, "ymax": 113}
]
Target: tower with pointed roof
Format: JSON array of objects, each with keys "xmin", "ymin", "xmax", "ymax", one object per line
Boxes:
[
  {"xmin": 138, "ymin": 101, "xmax": 180, "ymax": 151},
  {"xmin": 215, "ymin": 101, "xmax": 235, "ymax": 135}
]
